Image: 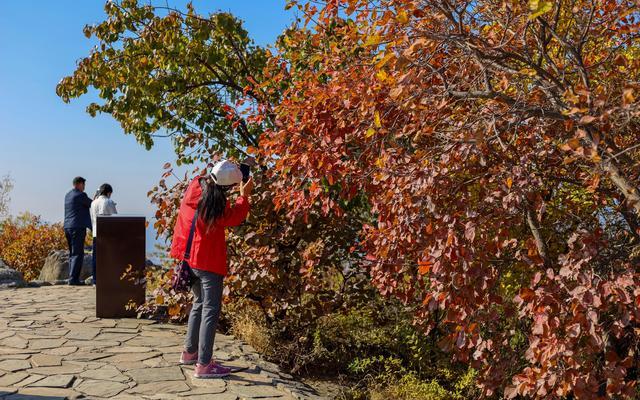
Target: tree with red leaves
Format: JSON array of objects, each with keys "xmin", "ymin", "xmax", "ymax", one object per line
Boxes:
[{"xmin": 261, "ymin": 0, "xmax": 640, "ymax": 398}]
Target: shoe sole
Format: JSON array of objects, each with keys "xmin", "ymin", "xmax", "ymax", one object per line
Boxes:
[
  {"xmin": 193, "ymin": 372, "xmax": 230, "ymax": 379},
  {"xmin": 179, "ymin": 359, "xmax": 197, "ymax": 365}
]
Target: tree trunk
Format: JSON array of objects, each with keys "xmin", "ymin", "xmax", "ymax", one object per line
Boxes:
[
  {"xmin": 526, "ymin": 205, "xmax": 552, "ymax": 268},
  {"xmin": 602, "ymin": 159, "xmax": 640, "ymax": 216}
]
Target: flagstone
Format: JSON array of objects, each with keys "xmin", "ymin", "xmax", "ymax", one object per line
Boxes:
[
  {"xmin": 178, "ymin": 393, "xmax": 239, "ymax": 400},
  {"xmin": 75, "ymin": 379, "xmax": 129, "ymax": 398},
  {"xmin": 102, "ymin": 351, "xmax": 161, "ymax": 363},
  {"xmin": 30, "ymin": 354, "xmax": 62, "ymax": 367},
  {"xmin": 0, "ymin": 360, "xmax": 31, "ymax": 373},
  {"xmin": 0, "ymin": 286, "xmax": 321, "ymax": 400},
  {"xmin": 111, "ymin": 394, "xmax": 141, "ymax": 400},
  {"xmin": 0, "ymin": 372, "xmax": 29, "ymax": 386},
  {"xmin": 113, "ymin": 361, "xmax": 148, "ymax": 371},
  {"xmin": 186, "ymin": 373, "xmax": 227, "ymax": 391},
  {"xmin": 62, "ymin": 352, "xmax": 112, "ymax": 362},
  {"xmin": 176, "ymin": 384, "xmax": 227, "ymax": 396},
  {"xmin": 13, "ymin": 374, "xmax": 45, "ymax": 387},
  {"xmin": 229, "ymin": 383, "xmax": 286, "ymax": 399},
  {"xmin": 125, "ymin": 366, "xmax": 184, "ymax": 384},
  {"xmin": 10, "ymin": 386, "xmax": 83, "ymax": 399},
  {"xmin": 105, "ymin": 346, "xmax": 153, "ymax": 353},
  {"xmin": 64, "ymin": 339, "xmax": 120, "ymax": 349},
  {"xmin": 0, "ymin": 355, "xmax": 30, "ymax": 361},
  {"xmin": 8, "ymin": 321, "xmax": 33, "ymax": 328},
  {"xmin": 0, "ymin": 349, "xmax": 38, "ymax": 356},
  {"xmin": 143, "ymin": 355, "xmax": 172, "ymax": 367},
  {"xmin": 93, "ymin": 332, "xmax": 137, "ymax": 342},
  {"xmin": 102, "ymin": 327, "xmax": 140, "ymax": 334},
  {"xmin": 228, "ymin": 369, "xmax": 274, "ymax": 386},
  {"xmin": 129, "ymin": 380, "xmax": 191, "ymax": 394},
  {"xmin": 126, "ymin": 336, "xmax": 181, "ymax": 347},
  {"xmin": 115, "ymin": 319, "xmax": 143, "ymax": 329},
  {"xmin": 0, "ymin": 386, "xmax": 17, "ymax": 396},
  {"xmin": 64, "ymin": 328, "xmax": 101, "ymax": 340},
  {"xmin": 87, "ymin": 319, "xmax": 118, "ymax": 328},
  {"xmin": 28, "ymin": 363, "xmax": 85, "ymax": 375},
  {"xmin": 59, "ymin": 314, "xmax": 87, "ymax": 323},
  {"xmin": 28, "ymin": 338, "xmax": 67, "ymax": 350},
  {"xmin": 43, "ymin": 346, "xmax": 78, "ymax": 356},
  {"xmin": 1, "ymin": 336, "xmax": 28, "ymax": 349},
  {"xmin": 80, "ymin": 365, "xmax": 129, "ymax": 382},
  {"xmin": 28, "ymin": 375, "xmax": 75, "ymax": 388}
]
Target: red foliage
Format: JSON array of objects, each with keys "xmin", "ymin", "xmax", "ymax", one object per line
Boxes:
[{"xmin": 258, "ymin": 0, "xmax": 640, "ymax": 398}]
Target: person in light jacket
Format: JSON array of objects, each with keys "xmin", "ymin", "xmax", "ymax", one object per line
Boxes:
[
  {"xmin": 90, "ymin": 183, "xmax": 117, "ymax": 285},
  {"xmin": 172, "ymin": 160, "xmax": 253, "ymax": 379}
]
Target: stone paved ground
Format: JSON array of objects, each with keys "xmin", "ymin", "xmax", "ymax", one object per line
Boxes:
[{"xmin": 0, "ymin": 286, "xmax": 325, "ymax": 400}]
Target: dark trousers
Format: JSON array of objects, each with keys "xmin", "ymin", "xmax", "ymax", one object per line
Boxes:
[
  {"xmin": 185, "ymin": 268, "xmax": 224, "ymax": 365},
  {"xmin": 91, "ymin": 238, "xmax": 97, "ymax": 284},
  {"xmin": 64, "ymin": 228, "xmax": 85, "ymax": 283}
]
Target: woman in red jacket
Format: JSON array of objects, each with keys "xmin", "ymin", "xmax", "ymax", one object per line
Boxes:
[{"xmin": 171, "ymin": 160, "xmax": 253, "ymax": 379}]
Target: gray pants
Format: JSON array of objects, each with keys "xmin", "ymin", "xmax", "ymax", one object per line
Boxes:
[{"xmin": 185, "ymin": 268, "xmax": 224, "ymax": 365}]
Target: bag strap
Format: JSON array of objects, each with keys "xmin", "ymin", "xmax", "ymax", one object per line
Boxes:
[{"xmin": 183, "ymin": 209, "xmax": 199, "ymax": 260}]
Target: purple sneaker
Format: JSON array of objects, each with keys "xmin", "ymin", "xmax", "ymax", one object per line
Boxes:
[
  {"xmin": 179, "ymin": 350, "xmax": 198, "ymax": 365},
  {"xmin": 194, "ymin": 362, "xmax": 232, "ymax": 378}
]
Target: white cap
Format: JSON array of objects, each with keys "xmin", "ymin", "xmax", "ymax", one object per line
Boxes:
[{"xmin": 210, "ymin": 160, "xmax": 242, "ymax": 186}]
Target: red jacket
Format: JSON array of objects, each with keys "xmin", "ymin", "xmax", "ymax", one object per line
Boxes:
[{"xmin": 170, "ymin": 177, "xmax": 250, "ymax": 276}]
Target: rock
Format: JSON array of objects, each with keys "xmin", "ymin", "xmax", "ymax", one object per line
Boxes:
[
  {"xmin": 38, "ymin": 250, "xmax": 93, "ymax": 282},
  {"xmin": 37, "ymin": 250, "xmax": 155, "ymax": 283},
  {"xmin": 28, "ymin": 280, "xmax": 51, "ymax": 287},
  {"xmin": 0, "ymin": 261, "xmax": 25, "ymax": 287}
]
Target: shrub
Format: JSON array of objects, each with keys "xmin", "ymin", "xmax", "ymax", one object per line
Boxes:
[
  {"xmin": 133, "ymin": 266, "xmax": 193, "ymax": 323},
  {"xmin": 225, "ymin": 299, "xmax": 273, "ymax": 356},
  {"xmin": 0, "ymin": 213, "xmax": 67, "ymax": 281}
]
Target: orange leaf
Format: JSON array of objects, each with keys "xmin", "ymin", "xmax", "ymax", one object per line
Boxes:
[
  {"xmin": 418, "ymin": 260, "xmax": 433, "ymax": 275},
  {"xmin": 623, "ymin": 88, "xmax": 635, "ymax": 106}
]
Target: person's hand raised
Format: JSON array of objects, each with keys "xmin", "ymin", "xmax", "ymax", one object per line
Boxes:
[{"xmin": 239, "ymin": 176, "xmax": 254, "ymax": 197}]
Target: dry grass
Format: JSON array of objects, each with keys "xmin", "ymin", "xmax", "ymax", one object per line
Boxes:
[{"xmin": 227, "ymin": 300, "xmax": 273, "ymax": 356}]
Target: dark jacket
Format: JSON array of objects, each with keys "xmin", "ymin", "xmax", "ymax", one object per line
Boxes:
[{"xmin": 64, "ymin": 189, "xmax": 92, "ymax": 230}]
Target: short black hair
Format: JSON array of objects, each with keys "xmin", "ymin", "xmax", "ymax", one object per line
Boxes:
[
  {"xmin": 98, "ymin": 183, "xmax": 113, "ymax": 196},
  {"xmin": 73, "ymin": 176, "xmax": 86, "ymax": 185}
]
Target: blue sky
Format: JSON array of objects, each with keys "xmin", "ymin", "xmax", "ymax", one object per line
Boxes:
[{"xmin": 0, "ymin": 1, "xmax": 294, "ymax": 251}]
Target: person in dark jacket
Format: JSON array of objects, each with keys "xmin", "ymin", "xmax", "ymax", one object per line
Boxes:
[{"xmin": 64, "ymin": 177, "xmax": 92, "ymax": 285}]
